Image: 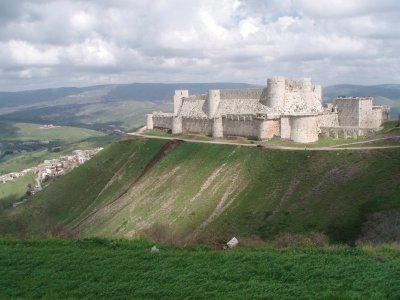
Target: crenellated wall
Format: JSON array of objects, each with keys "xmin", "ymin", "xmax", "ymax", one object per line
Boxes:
[
  {"xmin": 153, "ymin": 114, "xmax": 173, "ymax": 130},
  {"xmin": 182, "ymin": 117, "xmax": 212, "ymax": 135},
  {"xmin": 222, "ymin": 117, "xmax": 259, "ymax": 137}
]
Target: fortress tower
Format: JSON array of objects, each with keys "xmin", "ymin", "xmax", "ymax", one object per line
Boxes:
[
  {"xmin": 265, "ymin": 76, "xmax": 285, "ymax": 108},
  {"xmin": 174, "ymin": 90, "xmax": 189, "ymax": 115},
  {"xmin": 206, "ymin": 89, "xmax": 221, "ymax": 118}
]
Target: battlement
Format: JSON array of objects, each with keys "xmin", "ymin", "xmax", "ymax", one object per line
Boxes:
[{"xmin": 147, "ymin": 75, "xmax": 390, "ymax": 144}]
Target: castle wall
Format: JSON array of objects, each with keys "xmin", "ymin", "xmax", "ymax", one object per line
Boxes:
[
  {"xmin": 182, "ymin": 117, "xmax": 212, "ymax": 135},
  {"xmin": 289, "ymin": 115, "xmax": 318, "ymax": 143},
  {"xmin": 358, "ymin": 98, "xmax": 374, "ymax": 128},
  {"xmin": 318, "ymin": 113, "xmax": 339, "ymax": 128},
  {"xmin": 335, "ymin": 98, "xmax": 360, "ymax": 127},
  {"xmin": 222, "ymin": 117, "xmax": 259, "ymax": 137},
  {"xmin": 220, "ymin": 88, "xmax": 264, "ymax": 100},
  {"xmin": 370, "ymin": 107, "xmax": 384, "ymax": 128},
  {"xmin": 280, "ymin": 117, "xmax": 291, "ymax": 139},
  {"xmin": 153, "ymin": 115, "xmax": 173, "ymax": 130}
]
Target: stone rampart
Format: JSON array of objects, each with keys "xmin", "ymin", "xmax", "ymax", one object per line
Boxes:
[
  {"xmin": 220, "ymin": 88, "xmax": 264, "ymax": 100},
  {"xmin": 182, "ymin": 117, "xmax": 212, "ymax": 135}
]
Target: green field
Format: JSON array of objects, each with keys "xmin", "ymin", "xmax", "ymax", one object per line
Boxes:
[
  {"xmin": 1, "ymin": 137, "xmax": 399, "ymax": 246},
  {"xmin": 0, "ymin": 121, "xmax": 105, "ymax": 142},
  {"xmin": 0, "ymin": 239, "xmax": 399, "ymax": 299},
  {"xmin": 0, "ymin": 173, "xmax": 36, "ymax": 210}
]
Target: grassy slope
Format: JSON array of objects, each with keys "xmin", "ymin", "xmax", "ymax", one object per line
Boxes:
[
  {"xmin": 0, "ymin": 239, "xmax": 399, "ymax": 299},
  {"xmin": 0, "ymin": 138, "xmax": 168, "ymax": 235},
  {"xmin": 1, "ymin": 138, "xmax": 399, "ymax": 244},
  {"xmin": 0, "ymin": 173, "xmax": 36, "ymax": 209},
  {"xmin": 0, "ymin": 121, "xmax": 104, "ymax": 142}
]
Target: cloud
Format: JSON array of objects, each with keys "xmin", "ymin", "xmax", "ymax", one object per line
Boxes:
[{"xmin": 0, "ymin": 0, "xmax": 400, "ymax": 91}]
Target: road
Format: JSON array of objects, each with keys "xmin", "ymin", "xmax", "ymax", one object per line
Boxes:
[{"xmin": 128, "ymin": 130, "xmax": 400, "ymax": 151}]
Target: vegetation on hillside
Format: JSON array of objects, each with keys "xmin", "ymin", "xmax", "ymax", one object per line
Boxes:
[
  {"xmin": 0, "ymin": 173, "xmax": 35, "ymax": 210},
  {"xmin": 1, "ymin": 137, "xmax": 399, "ymax": 245}
]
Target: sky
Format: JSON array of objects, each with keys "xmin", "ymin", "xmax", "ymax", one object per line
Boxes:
[{"xmin": 0, "ymin": 0, "xmax": 399, "ymax": 91}]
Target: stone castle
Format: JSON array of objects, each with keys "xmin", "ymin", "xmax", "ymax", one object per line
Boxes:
[{"xmin": 146, "ymin": 76, "xmax": 390, "ymax": 143}]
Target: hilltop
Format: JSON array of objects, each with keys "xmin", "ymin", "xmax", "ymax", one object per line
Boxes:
[{"xmin": 1, "ymin": 135, "xmax": 399, "ymax": 245}]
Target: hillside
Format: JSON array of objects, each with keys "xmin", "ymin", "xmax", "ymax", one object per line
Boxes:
[{"xmin": 1, "ymin": 137, "xmax": 399, "ymax": 245}]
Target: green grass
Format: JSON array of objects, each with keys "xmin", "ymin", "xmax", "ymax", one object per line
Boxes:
[
  {"xmin": 0, "ymin": 121, "xmax": 104, "ymax": 142},
  {"xmin": 0, "ymin": 173, "xmax": 35, "ymax": 209},
  {"xmin": 0, "ymin": 238, "xmax": 399, "ymax": 299},
  {"xmin": 1, "ymin": 138, "xmax": 399, "ymax": 246}
]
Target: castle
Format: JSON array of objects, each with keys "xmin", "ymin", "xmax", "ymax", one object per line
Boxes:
[{"xmin": 146, "ymin": 76, "xmax": 390, "ymax": 143}]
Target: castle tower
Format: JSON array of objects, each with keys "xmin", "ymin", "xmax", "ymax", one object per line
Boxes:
[
  {"xmin": 298, "ymin": 78, "xmax": 312, "ymax": 91},
  {"xmin": 212, "ymin": 117, "xmax": 223, "ymax": 138},
  {"xmin": 172, "ymin": 116, "xmax": 182, "ymax": 134},
  {"xmin": 174, "ymin": 90, "xmax": 189, "ymax": 116},
  {"xmin": 257, "ymin": 117, "xmax": 268, "ymax": 140},
  {"xmin": 289, "ymin": 115, "xmax": 318, "ymax": 143},
  {"xmin": 206, "ymin": 89, "xmax": 220, "ymax": 118},
  {"xmin": 146, "ymin": 114, "xmax": 153, "ymax": 130},
  {"xmin": 265, "ymin": 76, "xmax": 285, "ymax": 108}
]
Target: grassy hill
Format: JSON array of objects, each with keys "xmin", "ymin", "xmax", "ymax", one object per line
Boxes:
[
  {"xmin": 1, "ymin": 137, "xmax": 399, "ymax": 245},
  {"xmin": 1, "ymin": 238, "xmax": 399, "ymax": 299}
]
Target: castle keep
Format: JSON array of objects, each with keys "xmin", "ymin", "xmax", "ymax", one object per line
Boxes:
[{"xmin": 146, "ymin": 76, "xmax": 390, "ymax": 143}]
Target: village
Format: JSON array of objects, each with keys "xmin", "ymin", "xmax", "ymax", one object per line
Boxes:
[{"xmin": 0, "ymin": 148, "xmax": 103, "ymax": 193}]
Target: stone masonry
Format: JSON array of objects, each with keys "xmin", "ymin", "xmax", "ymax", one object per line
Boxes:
[{"xmin": 147, "ymin": 76, "xmax": 390, "ymax": 143}]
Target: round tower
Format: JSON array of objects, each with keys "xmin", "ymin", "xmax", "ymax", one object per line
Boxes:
[
  {"xmin": 146, "ymin": 114, "xmax": 153, "ymax": 130},
  {"xmin": 207, "ymin": 89, "xmax": 220, "ymax": 118},
  {"xmin": 266, "ymin": 76, "xmax": 285, "ymax": 108},
  {"xmin": 172, "ymin": 116, "xmax": 182, "ymax": 134},
  {"xmin": 212, "ymin": 117, "xmax": 223, "ymax": 138},
  {"xmin": 289, "ymin": 115, "xmax": 318, "ymax": 143}
]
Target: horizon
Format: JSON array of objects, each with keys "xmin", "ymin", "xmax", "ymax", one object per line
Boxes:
[
  {"xmin": 0, "ymin": 1, "xmax": 400, "ymax": 91},
  {"xmin": 1, "ymin": 80, "xmax": 400, "ymax": 94}
]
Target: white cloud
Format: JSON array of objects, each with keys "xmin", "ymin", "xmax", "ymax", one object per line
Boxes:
[{"xmin": 0, "ymin": 0, "xmax": 399, "ymax": 90}]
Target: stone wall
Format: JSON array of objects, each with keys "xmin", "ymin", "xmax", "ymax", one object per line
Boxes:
[
  {"xmin": 289, "ymin": 115, "xmax": 318, "ymax": 143},
  {"xmin": 335, "ymin": 98, "xmax": 360, "ymax": 127},
  {"xmin": 153, "ymin": 115, "xmax": 173, "ymax": 130},
  {"xmin": 318, "ymin": 113, "xmax": 339, "ymax": 128},
  {"xmin": 182, "ymin": 117, "xmax": 212, "ymax": 135},
  {"xmin": 280, "ymin": 117, "xmax": 291, "ymax": 139},
  {"xmin": 220, "ymin": 88, "xmax": 264, "ymax": 100},
  {"xmin": 222, "ymin": 118, "xmax": 259, "ymax": 137}
]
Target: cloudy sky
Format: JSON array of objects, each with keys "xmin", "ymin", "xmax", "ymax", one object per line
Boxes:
[{"xmin": 0, "ymin": 0, "xmax": 399, "ymax": 91}]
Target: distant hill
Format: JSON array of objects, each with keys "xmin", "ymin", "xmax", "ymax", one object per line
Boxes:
[
  {"xmin": 0, "ymin": 82, "xmax": 257, "ymax": 109},
  {"xmin": 0, "ymin": 82, "xmax": 398, "ymax": 130},
  {"xmin": 0, "ymin": 83, "xmax": 257, "ymax": 131},
  {"xmin": 1, "ymin": 137, "xmax": 399, "ymax": 245}
]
